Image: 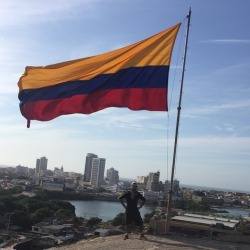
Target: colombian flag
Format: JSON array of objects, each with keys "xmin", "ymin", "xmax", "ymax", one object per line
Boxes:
[{"xmin": 18, "ymin": 23, "xmax": 181, "ymax": 127}]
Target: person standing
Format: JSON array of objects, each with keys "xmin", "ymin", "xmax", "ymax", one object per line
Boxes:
[{"xmin": 119, "ymin": 182, "xmax": 146, "ymax": 240}]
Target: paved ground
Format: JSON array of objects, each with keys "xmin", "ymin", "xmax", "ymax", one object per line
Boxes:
[{"xmin": 49, "ymin": 234, "xmax": 250, "ymax": 250}]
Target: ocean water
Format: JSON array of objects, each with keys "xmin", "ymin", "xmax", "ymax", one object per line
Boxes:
[{"xmin": 181, "ymin": 184, "xmax": 250, "ymax": 194}]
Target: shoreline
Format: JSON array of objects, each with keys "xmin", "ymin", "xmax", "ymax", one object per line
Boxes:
[{"xmin": 211, "ymin": 205, "xmax": 250, "ymax": 210}]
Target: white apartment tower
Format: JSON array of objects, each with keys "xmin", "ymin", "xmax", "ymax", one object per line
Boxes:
[
  {"xmin": 84, "ymin": 153, "xmax": 98, "ymax": 182},
  {"xmin": 106, "ymin": 167, "xmax": 119, "ymax": 186},
  {"xmin": 90, "ymin": 158, "xmax": 106, "ymax": 188},
  {"xmin": 36, "ymin": 156, "xmax": 48, "ymax": 175}
]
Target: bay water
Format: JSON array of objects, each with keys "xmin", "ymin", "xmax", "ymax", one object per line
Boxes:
[
  {"xmin": 213, "ymin": 207, "xmax": 250, "ymax": 218},
  {"xmin": 67, "ymin": 200, "xmax": 156, "ymax": 222},
  {"xmin": 66, "ymin": 200, "xmax": 250, "ymax": 221}
]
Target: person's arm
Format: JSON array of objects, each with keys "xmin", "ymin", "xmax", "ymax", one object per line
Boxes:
[
  {"xmin": 120, "ymin": 199, "xmax": 127, "ymax": 210},
  {"xmin": 118, "ymin": 193, "xmax": 127, "ymax": 210},
  {"xmin": 138, "ymin": 193, "xmax": 146, "ymax": 209}
]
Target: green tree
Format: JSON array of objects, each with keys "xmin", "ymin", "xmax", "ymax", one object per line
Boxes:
[
  {"xmin": 111, "ymin": 213, "xmax": 125, "ymax": 226},
  {"xmin": 144, "ymin": 211, "xmax": 156, "ymax": 223},
  {"xmin": 15, "ymin": 196, "xmax": 38, "ymax": 212},
  {"xmin": 0, "ymin": 197, "xmax": 17, "ymax": 213},
  {"xmin": 0, "ymin": 186, "xmax": 22, "ymax": 196},
  {"xmin": 49, "ymin": 200, "xmax": 75, "ymax": 213},
  {"xmin": 173, "ymin": 200, "xmax": 186, "ymax": 210},
  {"xmin": 185, "ymin": 200, "xmax": 210, "ymax": 213},
  {"xmin": 11, "ymin": 211, "xmax": 33, "ymax": 229},
  {"xmin": 55, "ymin": 209, "xmax": 74, "ymax": 220},
  {"xmin": 31, "ymin": 207, "xmax": 54, "ymax": 223},
  {"xmin": 85, "ymin": 217, "xmax": 102, "ymax": 227},
  {"xmin": 194, "ymin": 191, "xmax": 205, "ymax": 197},
  {"xmin": 71, "ymin": 216, "xmax": 85, "ymax": 225}
]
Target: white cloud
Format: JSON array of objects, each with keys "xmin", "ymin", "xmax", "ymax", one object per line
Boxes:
[
  {"xmin": 183, "ymin": 99, "xmax": 250, "ymax": 118},
  {"xmin": 57, "ymin": 109, "xmax": 168, "ymax": 131}
]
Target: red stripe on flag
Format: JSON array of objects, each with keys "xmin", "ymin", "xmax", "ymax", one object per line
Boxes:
[{"xmin": 20, "ymin": 88, "xmax": 168, "ymax": 121}]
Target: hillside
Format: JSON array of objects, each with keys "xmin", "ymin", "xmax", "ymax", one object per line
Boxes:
[{"xmin": 49, "ymin": 234, "xmax": 250, "ymax": 250}]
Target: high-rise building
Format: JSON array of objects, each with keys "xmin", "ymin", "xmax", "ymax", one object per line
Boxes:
[
  {"xmin": 84, "ymin": 153, "xmax": 98, "ymax": 182},
  {"xmin": 146, "ymin": 171, "xmax": 160, "ymax": 191},
  {"xmin": 106, "ymin": 167, "xmax": 119, "ymax": 186},
  {"xmin": 173, "ymin": 179, "xmax": 180, "ymax": 192},
  {"xmin": 36, "ymin": 156, "xmax": 48, "ymax": 175},
  {"xmin": 90, "ymin": 158, "xmax": 106, "ymax": 188},
  {"xmin": 137, "ymin": 176, "xmax": 148, "ymax": 184},
  {"xmin": 164, "ymin": 179, "xmax": 180, "ymax": 194},
  {"xmin": 164, "ymin": 180, "xmax": 171, "ymax": 194},
  {"xmin": 16, "ymin": 165, "xmax": 29, "ymax": 176},
  {"xmin": 35, "ymin": 160, "xmax": 40, "ymax": 174}
]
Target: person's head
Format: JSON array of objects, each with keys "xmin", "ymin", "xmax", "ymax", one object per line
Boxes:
[{"xmin": 131, "ymin": 182, "xmax": 138, "ymax": 191}]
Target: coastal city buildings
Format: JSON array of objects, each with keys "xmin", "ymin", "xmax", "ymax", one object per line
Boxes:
[
  {"xmin": 53, "ymin": 166, "xmax": 64, "ymax": 180},
  {"xmin": 0, "ymin": 156, "xmax": 249, "ymax": 210},
  {"xmin": 106, "ymin": 167, "xmax": 119, "ymax": 186},
  {"xmin": 0, "ymin": 162, "xmax": 250, "ymax": 248},
  {"xmin": 164, "ymin": 179, "xmax": 180, "ymax": 195},
  {"xmin": 83, "ymin": 153, "xmax": 98, "ymax": 182},
  {"xmin": 35, "ymin": 156, "xmax": 48, "ymax": 176},
  {"xmin": 90, "ymin": 157, "xmax": 106, "ymax": 188},
  {"xmin": 83, "ymin": 153, "xmax": 108, "ymax": 189},
  {"xmin": 15, "ymin": 165, "xmax": 29, "ymax": 176},
  {"xmin": 137, "ymin": 176, "xmax": 148, "ymax": 184},
  {"xmin": 146, "ymin": 171, "xmax": 160, "ymax": 191}
]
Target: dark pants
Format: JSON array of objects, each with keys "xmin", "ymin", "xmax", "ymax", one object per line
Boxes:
[{"xmin": 125, "ymin": 210, "xmax": 143, "ymax": 226}]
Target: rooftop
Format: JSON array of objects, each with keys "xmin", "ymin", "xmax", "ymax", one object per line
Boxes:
[{"xmin": 171, "ymin": 213, "xmax": 239, "ymax": 229}]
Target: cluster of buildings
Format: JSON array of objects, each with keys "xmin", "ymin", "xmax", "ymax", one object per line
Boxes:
[
  {"xmin": 14, "ymin": 153, "xmax": 178, "ymax": 198},
  {"xmin": 1, "ymin": 156, "xmax": 250, "ymax": 247},
  {"xmin": 83, "ymin": 153, "xmax": 118, "ymax": 188},
  {"xmin": 81, "ymin": 153, "xmax": 180, "ymax": 199},
  {"xmin": 1, "ymin": 153, "xmax": 180, "ymax": 206},
  {"xmin": 1, "ymin": 154, "xmax": 250, "ymax": 209}
]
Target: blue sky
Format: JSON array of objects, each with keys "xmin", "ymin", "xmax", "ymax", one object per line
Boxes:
[{"xmin": 0, "ymin": 0, "xmax": 250, "ymax": 192}]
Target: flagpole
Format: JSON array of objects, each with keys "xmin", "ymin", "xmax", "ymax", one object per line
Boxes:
[{"xmin": 165, "ymin": 8, "xmax": 192, "ymax": 234}]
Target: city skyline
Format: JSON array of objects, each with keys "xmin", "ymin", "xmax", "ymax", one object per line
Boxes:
[
  {"xmin": 1, "ymin": 161, "xmax": 249, "ymax": 194},
  {"xmin": 1, "ymin": 1, "xmax": 250, "ymax": 192}
]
